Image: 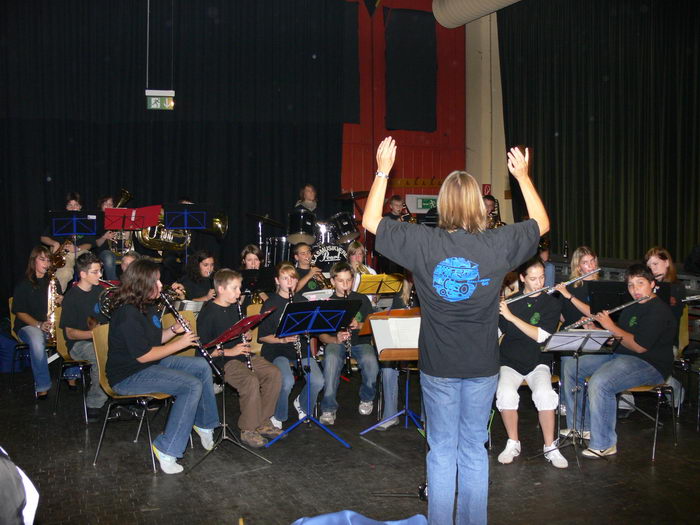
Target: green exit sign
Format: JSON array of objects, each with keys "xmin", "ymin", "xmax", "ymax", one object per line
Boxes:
[
  {"xmin": 145, "ymin": 89, "xmax": 175, "ymax": 111},
  {"xmin": 417, "ymin": 198, "xmax": 437, "ymax": 210}
]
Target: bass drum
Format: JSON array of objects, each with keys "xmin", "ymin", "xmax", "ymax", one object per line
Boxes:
[
  {"xmin": 287, "ymin": 209, "xmax": 316, "ymax": 245},
  {"xmin": 328, "ymin": 212, "xmax": 359, "ymax": 244},
  {"xmin": 312, "ymin": 244, "xmax": 348, "ymax": 272},
  {"xmin": 263, "ymin": 236, "xmax": 291, "ymax": 267}
]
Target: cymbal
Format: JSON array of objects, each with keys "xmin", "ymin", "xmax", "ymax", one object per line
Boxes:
[
  {"xmin": 246, "ymin": 212, "xmax": 284, "ymax": 228},
  {"xmin": 335, "ymin": 190, "xmax": 369, "ymax": 201}
]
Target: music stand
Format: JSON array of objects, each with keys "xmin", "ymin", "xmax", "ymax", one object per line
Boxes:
[
  {"xmin": 50, "ymin": 210, "xmax": 98, "ymax": 282},
  {"xmin": 531, "ymin": 330, "xmax": 614, "ymax": 464},
  {"xmin": 265, "ymin": 299, "xmax": 361, "ymax": 449},
  {"xmin": 356, "ymin": 274, "xmax": 404, "ymax": 296},
  {"xmin": 163, "ymin": 203, "xmax": 209, "ymax": 263},
  {"xmin": 188, "ymin": 311, "xmax": 275, "ymax": 473}
]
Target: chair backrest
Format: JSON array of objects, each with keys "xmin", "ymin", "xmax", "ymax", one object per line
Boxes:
[
  {"xmin": 53, "ymin": 307, "xmax": 72, "ymax": 360},
  {"xmin": 161, "ymin": 311, "xmax": 197, "ymax": 357},
  {"xmin": 91, "ymin": 324, "xmax": 118, "ymax": 397},
  {"xmin": 8, "ymin": 298, "xmax": 19, "ymax": 341},
  {"xmin": 246, "ymin": 303, "xmax": 263, "ymax": 355}
]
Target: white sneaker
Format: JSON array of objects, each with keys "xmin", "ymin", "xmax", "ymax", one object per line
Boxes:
[
  {"xmin": 559, "ymin": 428, "xmax": 591, "ymax": 440},
  {"xmin": 269, "ymin": 416, "xmax": 283, "ymax": 429},
  {"xmin": 559, "ymin": 404, "xmax": 567, "ymax": 416},
  {"xmin": 213, "ymin": 383, "xmax": 224, "ymax": 395},
  {"xmin": 193, "ymin": 425, "xmax": 215, "ymax": 451},
  {"xmin": 497, "ymin": 439, "xmax": 521, "ymax": 464},
  {"xmin": 376, "ymin": 417, "xmax": 399, "ymax": 431},
  {"xmin": 152, "ymin": 444, "xmax": 184, "ymax": 474},
  {"xmin": 359, "ymin": 400, "xmax": 374, "ymax": 415},
  {"xmin": 293, "ymin": 396, "xmax": 307, "ymax": 420},
  {"xmin": 544, "ymin": 441, "xmax": 568, "ymax": 468},
  {"xmin": 320, "ymin": 411, "xmax": 336, "ymax": 425}
]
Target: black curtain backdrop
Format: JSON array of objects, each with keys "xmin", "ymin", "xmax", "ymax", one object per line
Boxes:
[
  {"xmin": 0, "ymin": 1, "xmax": 347, "ymax": 311},
  {"xmin": 498, "ymin": 0, "xmax": 700, "ymax": 263}
]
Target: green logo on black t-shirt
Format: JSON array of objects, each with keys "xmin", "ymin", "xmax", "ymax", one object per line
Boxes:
[
  {"xmin": 529, "ymin": 312, "xmax": 541, "ymax": 325},
  {"xmin": 308, "ymin": 280, "xmax": 318, "ymax": 290},
  {"xmin": 628, "ymin": 315, "xmax": 638, "ymax": 327}
]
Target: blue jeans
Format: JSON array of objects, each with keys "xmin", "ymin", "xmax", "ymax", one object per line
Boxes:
[
  {"xmin": 112, "ymin": 356, "xmax": 219, "ymax": 458},
  {"xmin": 421, "ymin": 371, "xmax": 498, "ymax": 525},
  {"xmin": 381, "ymin": 366, "xmax": 399, "ymax": 420},
  {"xmin": 321, "ymin": 343, "xmax": 378, "ymax": 413},
  {"xmin": 69, "ymin": 340, "xmax": 108, "ymax": 408},
  {"xmin": 99, "ymin": 249, "xmax": 118, "ymax": 281},
  {"xmin": 565, "ymin": 353, "xmax": 663, "ymax": 450},
  {"xmin": 272, "ymin": 356, "xmax": 324, "ymax": 422},
  {"xmin": 18, "ymin": 326, "xmax": 52, "ymax": 393}
]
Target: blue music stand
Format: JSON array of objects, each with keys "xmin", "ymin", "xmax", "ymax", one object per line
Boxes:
[
  {"xmin": 50, "ymin": 211, "xmax": 97, "ymax": 238},
  {"xmin": 265, "ymin": 299, "xmax": 361, "ymax": 449}
]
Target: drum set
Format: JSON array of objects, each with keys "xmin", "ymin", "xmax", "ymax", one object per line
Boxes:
[{"xmin": 248, "ymin": 191, "xmax": 368, "ymax": 271}]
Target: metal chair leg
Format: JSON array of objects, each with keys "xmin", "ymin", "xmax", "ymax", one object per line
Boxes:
[
  {"xmin": 669, "ymin": 388, "xmax": 678, "ymax": 447},
  {"xmin": 652, "ymin": 389, "xmax": 662, "ymax": 461},
  {"xmin": 143, "ymin": 402, "xmax": 157, "ymax": 473},
  {"xmin": 93, "ymin": 402, "xmax": 114, "ymax": 466},
  {"xmin": 53, "ymin": 363, "xmax": 64, "ymax": 414},
  {"xmin": 80, "ymin": 366, "xmax": 89, "ymax": 424}
]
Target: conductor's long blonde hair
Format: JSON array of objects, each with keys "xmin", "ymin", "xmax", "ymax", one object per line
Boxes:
[{"xmin": 437, "ymin": 171, "xmax": 488, "ymax": 233}]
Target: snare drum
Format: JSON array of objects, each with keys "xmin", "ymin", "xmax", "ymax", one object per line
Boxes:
[
  {"xmin": 287, "ymin": 209, "xmax": 316, "ymax": 245},
  {"xmin": 328, "ymin": 212, "xmax": 359, "ymax": 243},
  {"xmin": 263, "ymin": 236, "xmax": 291, "ymax": 267}
]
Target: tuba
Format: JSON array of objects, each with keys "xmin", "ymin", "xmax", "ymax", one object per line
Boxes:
[
  {"xmin": 107, "ymin": 189, "xmax": 134, "ymax": 256},
  {"xmin": 136, "ymin": 207, "xmax": 228, "ymax": 252}
]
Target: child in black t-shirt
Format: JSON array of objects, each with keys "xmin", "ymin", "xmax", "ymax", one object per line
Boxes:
[
  {"xmin": 177, "ymin": 250, "xmax": 215, "ymax": 301},
  {"xmin": 59, "ymin": 252, "xmax": 109, "ymax": 420},
  {"xmin": 563, "ymin": 264, "xmax": 675, "ymax": 458},
  {"xmin": 317, "ymin": 262, "xmax": 378, "ymax": 426},
  {"xmin": 197, "ymin": 269, "xmax": 282, "ymax": 448},
  {"xmin": 258, "ymin": 262, "xmax": 324, "ymax": 429},
  {"xmin": 496, "ymin": 257, "xmax": 567, "ymax": 468}
]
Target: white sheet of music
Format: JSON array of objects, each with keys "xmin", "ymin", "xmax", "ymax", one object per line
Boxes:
[{"xmin": 370, "ymin": 316, "xmax": 421, "ymax": 355}]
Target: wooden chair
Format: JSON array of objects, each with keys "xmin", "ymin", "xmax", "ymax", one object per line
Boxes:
[
  {"xmin": 52, "ymin": 307, "xmax": 92, "ymax": 423},
  {"xmin": 161, "ymin": 311, "xmax": 197, "ymax": 357},
  {"xmin": 246, "ymin": 303, "xmax": 264, "ymax": 356},
  {"xmin": 91, "ymin": 324, "xmax": 172, "ymax": 473}
]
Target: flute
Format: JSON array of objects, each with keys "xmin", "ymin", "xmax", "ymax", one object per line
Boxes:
[
  {"xmin": 682, "ymin": 294, "xmax": 700, "ymax": 303},
  {"xmin": 562, "ymin": 295, "xmax": 649, "ymax": 330},
  {"xmin": 236, "ymin": 301, "xmax": 254, "ymax": 372},
  {"xmin": 159, "ymin": 292, "xmax": 223, "ymax": 380},
  {"xmin": 505, "ymin": 268, "xmax": 601, "ymax": 305}
]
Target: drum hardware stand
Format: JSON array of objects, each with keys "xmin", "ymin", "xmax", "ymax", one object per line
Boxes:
[
  {"xmin": 265, "ymin": 299, "xmax": 361, "ymax": 449},
  {"xmin": 527, "ymin": 330, "xmax": 614, "ymax": 467},
  {"xmin": 188, "ymin": 345, "xmax": 271, "ymax": 473}
]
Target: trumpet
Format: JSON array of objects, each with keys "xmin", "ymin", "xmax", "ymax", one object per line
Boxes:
[
  {"xmin": 562, "ymin": 296, "xmax": 649, "ymax": 330},
  {"xmin": 312, "ymin": 266, "xmax": 333, "ymax": 289},
  {"xmin": 505, "ymin": 269, "xmax": 601, "ymax": 305},
  {"xmin": 159, "ymin": 292, "xmax": 223, "ymax": 380}
]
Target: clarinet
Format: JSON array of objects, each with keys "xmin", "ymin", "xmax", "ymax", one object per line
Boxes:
[
  {"xmin": 288, "ymin": 290, "xmax": 304, "ymax": 374},
  {"xmin": 159, "ymin": 292, "xmax": 223, "ymax": 380},
  {"xmin": 236, "ymin": 300, "xmax": 254, "ymax": 372},
  {"xmin": 563, "ymin": 296, "xmax": 649, "ymax": 330},
  {"xmin": 342, "ymin": 291, "xmax": 353, "ymax": 375}
]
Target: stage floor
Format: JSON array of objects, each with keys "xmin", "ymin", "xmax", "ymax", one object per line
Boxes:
[{"xmin": 1, "ymin": 365, "xmax": 699, "ymax": 525}]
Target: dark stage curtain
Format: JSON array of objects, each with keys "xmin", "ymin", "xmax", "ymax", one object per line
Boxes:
[
  {"xmin": 0, "ymin": 1, "xmax": 347, "ymax": 310},
  {"xmin": 498, "ymin": 0, "xmax": 700, "ymax": 262}
]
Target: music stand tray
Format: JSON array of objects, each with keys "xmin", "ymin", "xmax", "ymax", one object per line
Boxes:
[
  {"xmin": 265, "ymin": 299, "xmax": 361, "ymax": 449},
  {"xmin": 356, "ymin": 274, "xmax": 404, "ymax": 296}
]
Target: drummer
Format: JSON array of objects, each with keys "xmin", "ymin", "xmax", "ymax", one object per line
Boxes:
[{"xmin": 295, "ymin": 183, "xmax": 323, "ymax": 219}]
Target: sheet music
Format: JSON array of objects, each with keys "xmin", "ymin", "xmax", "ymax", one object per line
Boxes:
[{"xmin": 370, "ymin": 317, "xmax": 421, "ymax": 354}]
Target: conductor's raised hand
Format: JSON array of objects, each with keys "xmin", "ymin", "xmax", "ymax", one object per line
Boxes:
[
  {"xmin": 376, "ymin": 137, "xmax": 397, "ymax": 174},
  {"xmin": 507, "ymin": 147, "xmax": 530, "ymax": 180}
]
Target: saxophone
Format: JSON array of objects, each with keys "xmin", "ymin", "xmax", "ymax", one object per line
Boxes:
[{"xmin": 46, "ymin": 270, "xmax": 60, "ymax": 346}]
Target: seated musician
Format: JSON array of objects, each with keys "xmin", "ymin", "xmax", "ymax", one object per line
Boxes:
[
  {"xmin": 555, "ymin": 245, "xmax": 599, "ymax": 424},
  {"xmin": 496, "ymin": 256, "xmax": 567, "ymax": 468},
  {"xmin": 240, "ymin": 244, "xmax": 269, "ymax": 305},
  {"xmin": 197, "ymin": 269, "xmax": 282, "ymax": 448},
  {"xmin": 347, "ymin": 241, "xmax": 377, "ymax": 291},
  {"xmin": 106, "ymin": 259, "xmax": 219, "ymax": 474},
  {"xmin": 94, "ymin": 195, "xmax": 119, "ymax": 281},
  {"xmin": 384, "ymin": 194, "xmax": 404, "ymax": 221},
  {"xmin": 12, "ymin": 246, "xmax": 63, "ymax": 399},
  {"xmin": 178, "ymin": 250, "xmax": 215, "ymax": 301},
  {"xmin": 318, "ymin": 262, "xmax": 379, "ymax": 426},
  {"xmin": 258, "ymin": 263, "xmax": 324, "ymax": 429},
  {"xmin": 59, "ymin": 253, "xmax": 110, "ymax": 421},
  {"xmin": 40, "ymin": 192, "xmax": 96, "ymax": 291},
  {"xmin": 295, "ymin": 183, "xmax": 321, "ymax": 218},
  {"xmin": 117, "ymin": 251, "xmax": 140, "ymax": 279},
  {"xmin": 293, "ymin": 243, "xmax": 324, "ymax": 294},
  {"xmin": 562, "ymin": 264, "xmax": 675, "ymax": 458}
]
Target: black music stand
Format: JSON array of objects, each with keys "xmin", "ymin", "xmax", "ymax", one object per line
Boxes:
[
  {"xmin": 531, "ymin": 330, "xmax": 614, "ymax": 465},
  {"xmin": 265, "ymin": 299, "xmax": 361, "ymax": 449},
  {"xmin": 188, "ymin": 313, "xmax": 276, "ymax": 473},
  {"xmin": 50, "ymin": 210, "xmax": 98, "ymax": 281}
]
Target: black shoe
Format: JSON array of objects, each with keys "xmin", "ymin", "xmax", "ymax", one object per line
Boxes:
[
  {"xmin": 87, "ymin": 407, "xmax": 103, "ymax": 423},
  {"xmin": 35, "ymin": 391, "xmax": 49, "ymax": 401},
  {"xmin": 617, "ymin": 409, "xmax": 633, "ymax": 419}
]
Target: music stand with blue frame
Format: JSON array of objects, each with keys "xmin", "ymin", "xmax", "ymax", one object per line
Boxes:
[
  {"xmin": 265, "ymin": 299, "xmax": 361, "ymax": 449},
  {"xmin": 50, "ymin": 210, "xmax": 98, "ymax": 282}
]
